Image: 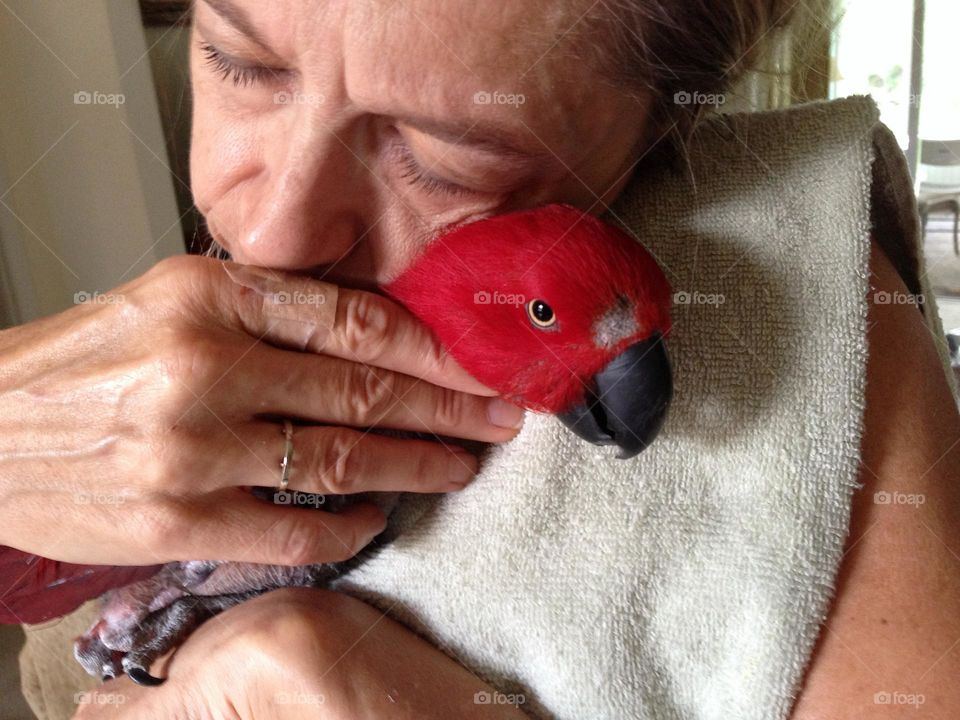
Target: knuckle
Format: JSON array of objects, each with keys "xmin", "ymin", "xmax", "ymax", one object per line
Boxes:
[
  {"xmin": 274, "ymin": 516, "xmax": 323, "ymax": 566},
  {"xmin": 413, "ymin": 445, "xmax": 444, "ymax": 484},
  {"xmin": 147, "ymin": 254, "xmax": 194, "ymax": 280},
  {"xmin": 419, "ymin": 328, "xmax": 456, "ymax": 378},
  {"xmin": 340, "ymin": 291, "xmax": 394, "ymax": 360},
  {"xmin": 311, "ymin": 428, "xmax": 362, "ymax": 494},
  {"xmin": 346, "ymin": 365, "xmax": 397, "ymax": 422},
  {"xmin": 155, "ymin": 254, "xmax": 216, "ymax": 283},
  {"xmin": 145, "ymin": 255, "xmax": 219, "ymax": 316},
  {"xmin": 145, "ymin": 426, "xmax": 207, "ymax": 492},
  {"xmin": 155, "ymin": 328, "xmax": 228, "ymax": 389},
  {"xmin": 410, "ymin": 448, "xmax": 431, "ymax": 486},
  {"xmin": 433, "ymin": 386, "xmax": 467, "ymax": 429},
  {"xmin": 146, "ymin": 255, "xmax": 209, "ymax": 297},
  {"xmin": 138, "ymin": 499, "xmax": 187, "ymax": 553},
  {"xmin": 273, "ymin": 512, "xmax": 366, "ymax": 566}
]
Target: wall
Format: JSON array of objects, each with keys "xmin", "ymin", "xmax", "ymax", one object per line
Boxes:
[{"xmin": 0, "ymin": 0, "xmax": 183, "ymax": 326}]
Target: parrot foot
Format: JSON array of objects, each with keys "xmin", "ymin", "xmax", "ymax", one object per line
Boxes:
[
  {"xmin": 73, "ymin": 492, "xmax": 401, "ymax": 684},
  {"xmin": 120, "ymin": 594, "xmax": 249, "ymax": 685},
  {"xmin": 74, "ymin": 630, "xmax": 123, "ymax": 680},
  {"xmin": 74, "ymin": 563, "xmax": 340, "ymax": 684}
]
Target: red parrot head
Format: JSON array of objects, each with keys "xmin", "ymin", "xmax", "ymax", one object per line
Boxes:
[{"xmin": 384, "ymin": 203, "xmax": 673, "ymax": 459}]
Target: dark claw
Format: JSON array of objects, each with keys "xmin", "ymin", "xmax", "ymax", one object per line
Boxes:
[
  {"xmin": 101, "ymin": 673, "xmax": 114, "ymax": 682},
  {"xmin": 127, "ymin": 666, "xmax": 166, "ymax": 687}
]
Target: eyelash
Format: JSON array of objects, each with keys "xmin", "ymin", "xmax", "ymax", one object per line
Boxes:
[
  {"xmin": 391, "ymin": 142, "xmax": 474, "ymax": 198},
  {"xmin": 200, "ymin": 40, "xmax": 481, "ymax": 200},
  {"xmin": 199, "ymin": 41, "xmax": 281, "ymax": 87}
]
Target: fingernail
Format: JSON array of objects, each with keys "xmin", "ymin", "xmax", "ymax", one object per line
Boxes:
[
  {"xmin": 447, "ymin": 450, "xmax": 477, "ymax": 486},
  {"xmin": 487, "ymin": 398, "xmax": 526, "ymax": 429}
]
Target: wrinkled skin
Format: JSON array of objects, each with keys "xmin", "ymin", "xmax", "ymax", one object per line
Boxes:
[
  {"xmin": 72, "ymin": 0, "xmax": 657, "ymax": 685},
  {"xmin": 76, "ymin": 491, "xmax": 402, "ymax": 684}
]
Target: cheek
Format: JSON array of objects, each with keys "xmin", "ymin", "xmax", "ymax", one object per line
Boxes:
[
  {"xmin": 189, "ymin": 61, "xmax": 265, "ymax": 218},
  {"xmin": 190, "ymin": 112, "xmax": 260, "ymax": 217}
]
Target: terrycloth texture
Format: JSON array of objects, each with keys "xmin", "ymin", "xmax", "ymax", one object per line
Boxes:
[
  {"xmin": 329, "ymin": 95, "xmax": 955, "ymax": 720},
  {"xmin": 18, "ymin": 95, "xmax": 955, "ymax": 719}
]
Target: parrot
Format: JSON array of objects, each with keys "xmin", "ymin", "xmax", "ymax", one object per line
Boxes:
[
  {"xmin": 384, "ymin": 202, "xmax": 673, "ymax": 458},
  {"xmin": 0, "ymin": 203, "xmax": 673, "ymax": 685}
]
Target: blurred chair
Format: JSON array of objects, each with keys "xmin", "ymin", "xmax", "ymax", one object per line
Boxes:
[{"xmin": 918, "ymin": 139, "xmax": 960, "ymax": 255}]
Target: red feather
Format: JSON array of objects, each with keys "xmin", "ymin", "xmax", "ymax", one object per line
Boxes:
[
  {"xmin": 385, "ymin": 204, "xmax": 671, "ymax": 413},
  {"xmin": 0, "ymin": 548, "xmax": 161, "ymax": 624}
]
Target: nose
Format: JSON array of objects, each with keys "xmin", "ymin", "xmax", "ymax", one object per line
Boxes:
[
  {"xmin": 557, "ymin": 334, "xmax": 673, "ymax": 459},
  {"xmin": 235, "ymin": 117, "xmax": 369, "ymax": 270}
]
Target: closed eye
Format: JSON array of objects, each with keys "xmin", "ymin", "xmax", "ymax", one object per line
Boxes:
[
  {"xmin": 199, "ymin": 40, "xmax": 288, "ymax": 87},
  {"xmin": 389, "ymin": 141, "xmax": 476, "ymax": 198}
]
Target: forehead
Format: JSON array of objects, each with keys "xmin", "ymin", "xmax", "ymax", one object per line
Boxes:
[
  {"xmin": 297, "ymin": 0, "xmax": 611, "ymax": 146},
  {"xmin": 349, "ymin": 0, "xmax": 578, "ymax": 71}
]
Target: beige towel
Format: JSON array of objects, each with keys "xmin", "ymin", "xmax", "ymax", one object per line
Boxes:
[
  {"xmin": 20, "ymin": 95, "xmax": 952, "ymax": 719},
  {"xmin": 329, "ymin": 95, "xmax": 954, "ymax": 719}
]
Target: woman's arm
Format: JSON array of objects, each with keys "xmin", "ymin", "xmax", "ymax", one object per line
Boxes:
[
  {"xmin": 791, "ymin": 240, "xmax": 960, "ymax": 718},
  {"xmin": 242, "ymin": 588, "xmax": 530, "ymax": 719}
]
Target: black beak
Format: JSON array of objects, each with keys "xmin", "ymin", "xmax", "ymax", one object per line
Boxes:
[{"xmin": 557, "ymin": 334, "xmax": 672, "ymax": 459}]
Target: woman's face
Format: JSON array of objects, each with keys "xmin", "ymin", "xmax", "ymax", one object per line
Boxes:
[{"xmin": 189, "ymin": 0, "xmax": 653, "ymax": 288}]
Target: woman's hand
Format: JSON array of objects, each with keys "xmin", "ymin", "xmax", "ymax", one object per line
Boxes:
[
  {"xmin": 0, "ymin": 256, "xmax": 524, "ymax": 566},
  {"xmin": 72, "ymin": 588, "xmax": 528, "ymax": 720}
]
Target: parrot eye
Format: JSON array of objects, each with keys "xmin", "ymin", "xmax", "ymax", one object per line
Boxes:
[{"xmin": 526, "ymin": 299, "xmax": 557, "ymax": 329}]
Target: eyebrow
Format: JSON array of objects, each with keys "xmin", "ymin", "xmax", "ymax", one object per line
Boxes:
[
  {"xmin": 200, "ymin": 0, "xmax": 272, "ymax": 51},
  {"xmin": 396, "ymin": 114, "xmax": 550, "ymax": 162}
]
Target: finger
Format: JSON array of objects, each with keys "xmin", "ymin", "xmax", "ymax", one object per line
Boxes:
[
  {"xmin": 242, "ymin": 342, "xmax": 526, "ymax": 440},
  {"xmin": 213, "ymin": 420, "xmax": 478, "ymax": 494},
  {"xmin": 217, "ymin": 262, "xmax": 495, "ymax": 397},
  {"xmin": 161, "ymin": 493, "xmax": 388, "ymax": 566}
]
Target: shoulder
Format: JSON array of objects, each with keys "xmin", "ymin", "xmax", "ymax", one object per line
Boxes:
[{"xmin": 791, "ymin": 238, "xmax": 960, "ymax": 718}]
